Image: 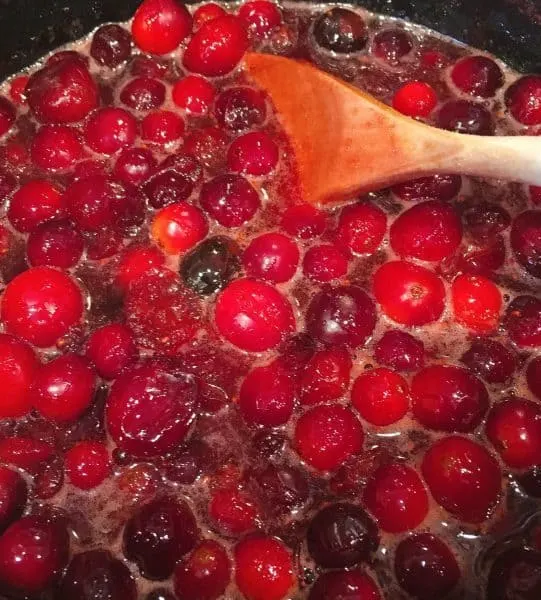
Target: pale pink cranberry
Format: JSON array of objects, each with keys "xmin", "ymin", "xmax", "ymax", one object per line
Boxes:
[
  {"xmin": 335, "ymin": 202, "xmax": 386, "ymax": 255},
  {"xmin": 8, "ymin": 179, "xmax": 65, "ymax": 233},
  {"xmin": 141, "ymin": 110, "xmax": 184, "ymax": 145},
  {"xmin": 451, "ymin": 55, "xmax": 504, "ymax": 97},
  {"xmin": 310, "ymin": 570, "xmax": 382, "ymax": 600},
  {"xmin": 0, "ymin": 98, "xmax": 15, "ymax": 136},
  {"xmin": 151, "ymin": 203, "xmax": 208, "ymax": 254},
  {"xmin": 511, "ymin": 210, "xmax": 541, "ymax": 278},
  {"xmin": 303, "ymin": 244, "xmax": 349, "ymax": 282},
  {"xmin": 120, "ymin": 77, "xmax": 166, "ymax": 111},
  {"xmin": 214, "ymin": 86, "xmax": 267, "ymax": 131},
  {"xmin": 281, "ymin": 204, "xmax": 328, "ymax": 239},
  {"xmin": 505, "ymin": 75, "xmax": 541, "ymax": 125},
  {"xmin": 372, "ymin": 28, "xmax": 413, "ymax": 63},
  {"xmin": 193, "ymin": 3, "xmax": 227, "ymax": 29},
  {"xmin": 392, "ymin": 174, "xmax": 462, "ymax": 202},
  {"xmin": 1, "ymin": 267, "xmax": 83, "ymax": 347},
  {"xmin": 313, "ymin": 8, "xmax": 368, "ymax": 53},
  {"xmin": 227, "ymin": 131, "xmax": 278, "ymax": 175},
  {"xmin": 31, "ymin": 125, "xmax": 82, "ymax": 171},
  {"xmin": 0, "ymin": 467, "xmax": 27, "ymax": 533},
  {"xmin": 115, "ymin": 245, "xmax": 166, "ymax": 290},
  {"xmin": 460, "ymin": 338, "xmax": 515, "ymax": 384},
  {"xmin": 239, "ymin": 1, "xmax": 282, "ymax": 38},
  {"xmin": 209, "ymin": 488, "xmax": 259, "ymax": 535},
  {"xmin": 113, "ymin": 146, "xmax": 156, "ymax": 185},
  {"xmin": 375, "ymin": 330, "xmax": 425, "ymax": 372},
  {"xmin": 86, "ymin": 323, "xmax": 139, "ymax": 379},
  {"xmin": 437, "ymin": 100, "xmax": 494, "ymax": 135},
  {"xmin": 200, "ymin": 174, "xmax": 260, "ymax": 227},
  {"xmin": 183, "ymin": 126, "xmax": 228, "ymax": 170},
  {"xmin": 172, "ymin": 76, "xmax": 215, "ymax": 115},
  {"xmin": 242, "ymin": 232, "xmax": 299, "ymax": 283},
  {"xmin": 392, "ymin": 81, "xmax": 437, "ymax": 117},
  {"xmin": 9, "ymin": 76, "xmax": 29, "ymax": 105},
  {"xmin": 90, "ymin": 24, "xmax": 132, "ymax": 68},
  {"xmin": 66, "ymin": 441, "xmax": 110, "ymax": 489},
  {"xmin": 504, "ymin": 295, "xmax": 541, "ymax": 347},
  {"xmin": 300, "ymin": 347, "xmax": 352, "ymax": 405},
  {"xmin": 132, "ymin": 0, "xmax": 192, "ymax": 54},
  {"xmin": 85, "ymin": 107, "xmax": 137, "ymax": 155},
  {"xmin": 0, "ymin": 334, "xmax": 38, "ymax": 418}
]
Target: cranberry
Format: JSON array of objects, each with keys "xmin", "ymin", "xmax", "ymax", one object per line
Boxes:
[
  {"xmin": 511, "ymin": 210, "xmax": 541, "ymax": 278},
  {"xmin": 65, "ymin": 440, "xmax": 110, "ymax": 489},
  {"xmin": 451, "ymin": 274, "xmax": 502, "ymax": 334},
  {"xmin": 352, "ymin": 367, "xmax": 410, "ymax": 426},
  {"xmin": 422, "ymin": 435, "xmax": 501, "ymax": 522},
  {"xmin": 0, "ymin": 171, "xmax": 16, "ymax": 204},
  {"xmin": 461, "ymin": 339, "xmax": 515, "ymax": 384},
  {"xmin": 86, "ymin": 324, "xmax": 138, "ymax": 380},
  {"xmin": 0, "ymin": 437, "xmax": 54, "ymax": 472},
  {"xmin": 309, "ymin": 570, "xmax": 381, "ymax": 600},
  {"xmin": 114, "ymin": 147, "xmax": 156, "ymax": 185},
  {"xmin": 9, "ymin": 76, "xmax": 29, "ymax": 105},
  {"xmin": 200, "ymin": 174, "xmax": 260, "ymax": 227},
  {"xmin": 173, "ymin": 76, "xmax": 216, "ymax": 115},
  {"xmin": 151, "ymin": 203, "xmax": 208, "ymax": 255},
  {"xmin": 242, "ymin": 233, "xmax": 298, "ymax": 283},
  {"xmin": 8, "ymin": 179, "xmax": 64, "ymax": 233},
  {"xmin": 59, "ymin": 550, "xmax": 137, "ymax": 600},
  {"xmin": 215, "ymin": 278, "xmax": 295, "ymax": 352},
  {"xmin": 227, "ymin": 131, "xmax": 279, "ymax": 176},
  {"xmin": 437, "ymin": 100, "xmax": 494, "ymax": 135},
  {"xmin": 462, "ymin": 200, "xmax": 511, "ymax": 239},
  {"xmin": 394, "ymin": 533, "xmax": 460, "ymax": 600},
  {"xmin": 239, "ymin": 362, "xmax": 294, "ymax": 427},
  {"xmin": 334, "ymin": 201, "xmax": 386, "ymax": 255},
  {"xmin": 142, "ymin": 110, "xmax": 185, "ymax": 145},
  {"xmin": 2, "ymin": 267, "xmax": 83, "ymax": 347},
  {"xmin": 124, "ymin": 497, "xmax": 198, "ymax": 580},
  {"xmin": 0, "ymin": 98, "xmax": 15, "ymax": 136},
  {"xmin": 391, "ymin": 200, "xmax": 462, "ymax": 262},
  {"xmin": 504, "ymin": 295, "xmax": 541, "ymax": 347},
  {"xmin": 0, "ymin": 515, "xmax": 69, "ymax": 592},
  {"xmin": 487, "ymin": 548, "xmax": 541, "ymax": 600},
  {"xmin": 0, "ymin": 468, "xmax": 27, "ymax": 534},
  {"xmin": 300, "ymin": 347, "xmax": 352, "ymax": 405},
  {"xmin": 282, "ymin": 204, "xmax": 327, "ymax": 239},
  {"xmin": 303, "ymin": 244, "xmax": 348, "ymax": 283},
  {"xmin": 31, "ymin": 124, "xmax": 82, "ymax": 171},
  {"xmin": 393, "ymin": 81, "xmax": 438, "ymax": 117},
  {"xmin": 144, "ymin": 168, "xmax": 195, "ymax": 209},
  {"xmin": 374, "ymin": 330, "xmax": 425, "ymax": 372},
  {"xmin": 85, "ymin": 107, "xmax": 137, "ymax": 155},
  {"xmin": 106, "ymin": 365, "xmax": 197, "ymax": 457},
  {"xmin": 115, "ymin": 245, "xmax": 165, "ymax": 290},
  {"xmin": 239, "ymin": 1, "xmax": 282, "ymax": 39},
  {"xmin": 457, "ymin": 236, "xmax": 504, "ymax": 276},
  {"xmin": 250, "ymin": 463, "xmax": 310, "ymax": 513},
  {"xmin": 372, "ymin": 28, "xmax": 413, "ymax": 63},
  {"xmin": 307, "ymin": 503, "xmax": 378, "ymax": 567},
  {"xmin": 505, "ymin": 75, "xmax": 541, "ymax": 125},
  {"xmin": 209, "ymin": 488, "xmax": 259, "ymax": 535},
  {"xmin": 374, "ymin": 260, "xmax": 445, "ymax": 326},
  {"xmin": 27, "ymin": 220, "xmax": 84, "ymax": 268},
  {"xmin": 530, "ymin": 185, "xmax": 541, "ymax": 205},
  {"xmin": 183, "ymin": 15, "xmax": 249, "ymax": 77},
  {"xmin": 392, "ymin": 174, "xmax": 462, "ymax": 202},
  {"xmin": 184, "ymin": 126, "xmax": 228, "ymax": 169},
  {"xmin": 527, "ymin": 356, "xmax": 541, "ymax": 400},
  {"xmin": 234, "ymin": 536, "xmax": 293, "ymax": 600},
  {"xmin": 26, "ymin": 55, "xmax": 98, "ymax": 123},
  {"xmin": 194, "ymin": 3, "xmax": 227, "ymax": 29},
  {"xmin": 174, "ymin": 539, "xmax": 231, "ymax": 600},
  {"xmin": 33, "ymin": 353, "xmax": 96, "ymax": 422},
  {"xmin": 294, "ymin": 404, "xmax": 363, "ymax": 471},
  {"xmin": 0, "ymin": 334, "xmax": 38, "ymax": 418},
  {"xmin": 451, "ymin": 55, "xmax": 504, "ymax": 97},
  {"xmin": 47, "ymin": 50, "xmax": 88, "ymax": 66},
  {"xmin": 313, "ymin": 7, "xmax": 367, "ymax": 53},
  {"xmin": 181, "ymin": 235, "xmax": 241, "ymax": 296},
  {"xmin": 120, "ymin": 77, "xmax": 166, "ymax": 111},
  {"xmin": 90, "ymin": 24, "xmax": 132, "ymax": 68},
  {"xmin": 132, "ymin": 0, "xmax": 192, "ymax": 54},
  {"xmin": 306, "ymin": 285, "xmax": 376, "ymax": 348},
  {"xmin": 214, "ymin": 86, "xmax": 267, "ymax": 131}
]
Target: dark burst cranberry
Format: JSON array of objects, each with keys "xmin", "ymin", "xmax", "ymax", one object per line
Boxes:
[
  {"xmin": 309, "ymin": 570, "xmax": 382, "ymax": 600},
  {"xmin": 458, "ymin": 235, "xmax": 506, "ymax": 275},
  {"xmin": 0, "ymin": 468, "xmax": 27, "ymax": 533},
  {"xmin": 375, "ymin": 330, "xmax": 425, "ymax": 372},
  {"xmin": 451, "ymin": 55, "xmax": 504, "ymax": 97},
  {"xmin": 307, "ymin": 503, "xmax": 379, "ymax": 568},
  {"xmin": 505, "ymin": 75, "xmax": 541, "ymax": 126},
  {"xmin": 58, "ymin": 550, "xmax": 137, "ymax": 600},
  {"xmin": 124, "ymin": 497, "xmax": 198, "ymax": 580},
  {"xmin": 251, "ymin": 463, "xmax": 310, "ymax": 514},
  {"xmin": 372, "ymin": 28, "xmax": 413, "ymax": 63},
  {"xmin": 90, "ymin": 24, "xmax": 132, "ymax": 68},
  {"xmin": 313, "ymin": 8, "xmax": 367, "ymax": 53},
  {"xmin": 394, "ymin": 533, "xmax": 460, "ymax": 600},
  {"xmin": 487, "ymin": 548, "xmax": 541, "ymax": 600},
  {"xmin": 462, "ymin": 201, "xmax": 511, "ymax": 239},
  {"xmin": 144, "ymin": 169, "xmax": 195, "ymax": 209},
  {"xmin": 511, "ymin": 210, "xmax": 541, "ymax": 278},
  {"xmin": 392, "ymin": 174, "xmax": 462, "ymax": 202},
  {"xmin": 460, "ymin": 338, "xmax": 515, "ymax": 383},
  {"xmin": 214, "ymin": 86, "xmax": 267, "ymax": 131},
  {"xmin": 437, "ymin": 100, "xmax": 494, "ymax": 135},
  {"xmin": 183, "ymin": 126, "xmax": 228, "ymax": 170},
  {"xmin": 504, "ymin": 295, "xmax": 541, "ymax": 347},
  {"xmin": 27, "ymin": 220, "xmax": 84, "ymax": 268},
  {"xmin": 120, "ymin": 77, "xmax": 166, "ymax": 111}
]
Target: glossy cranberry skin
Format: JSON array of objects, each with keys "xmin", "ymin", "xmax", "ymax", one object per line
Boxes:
[
  {"xmin": 0, "ymin": 437, "xmax": 54, "ymax": 472},
  {"xmin": 372, "ymin": 28, "xmax": 413, "ymax": 63},
  {"xmin": 31, "ymin": 124, "xmax": 82, "ymax": 171},
  {"xmin": 462, "ymin": 201, "xmax": 511, "ymax": 239},
  {"xmin": 300, "ymin": 347, "xmax": 352, "ymax": 405},
  {"xmin": 393, "ymin": 81, "xmax": 438, "ymax": 117},
  {"xmin": 437, "ymin": 100, "xmax": 494, "ymax": 135},
  {"xmin": 0, "ymin": 516, "xmax": 69, "ymax": 592},
  {"xmin": 487, "ymin": 548, "xmax": 541, "ymax": 600},
  {"xmin": 132, "ymin": 0, "xmax": 192, "ymax": 55},
  {"xmin": 144, "ymin": 168, "xmax": 195, "ymax": 209},
  {"xmin": 234, "ymin": 536, "xmax": 294, "ymax": 600},
  {"xmin": 174, "ymin": 539, "xmax": 231, "ymax": 600},
  {"xmin": 239, "ymin": 1, "xmax": 282, "ymax": 38},
  {"xmin": 215, "ymin": 279, "xmax": 295, "ymax": 352},
  {"xmin": 227, "ymin": 131, "xmax": 279, "ymax": 176},
  {"xmin": 114, "ymin": 147, "xmax": 156, "ymax": 186},
  {"xmin": 9, "ymin": 77, "xmax": 28, "ymax": 105},
  {"xmin": 201, "ymin": 174, "xmax": 260, "ymax": 227},
  {"xmin": 242, "ymin": 232, "xmax": 298, "ymax": 283},
  {"xmin": 451, "ymin": 55, "xmax": 504, "ymax": 97},
  {"xmin": 303, "ymin": 244, "xmax": 348, "ymax": 283},
  {"xmin": 66, "ymin": 441, "xmax": 110, "ymax": 489},
  {"xmin": 313, "ymin": 7, "xmax": 367, "ymax": 53},
  {"xmin": 395, "ymin": 533, "xmax": 460, "ymax": 600},
  {"xmin": 309, "ymin": 570, "xmax": 381, "ymax": 600},
  {"xmin": 142, "ymin": 110, "xmax": 185, "ymax": 145},
  {"xmin": 209, "ymin": 488, "xmax": 258, "ymax": 535},
  {"xmin": 0, "ymin": 468, "xmax": 27, "ymax": 534},
  {"xmin": 115, "ymin": 245, "xmax": 165, "ymax": 290},
  {"xmin": 8, "ymin": 179, "xmax": 64, "ymax": 233},
  {"xmin": 505, "ymin": 295, "xmax": 541, "ymax": 347},
  {"xmin": 59, "ymin": 550, "xmax": 137, "ymax": 600},
  {"xmin": 527, "ymin": 356, "xmax": 541, "ymax": 401},
  {"xmin": 505, "ymin": 75, "xmax": 541, "ymax": 126},
  {"xmin": 511, "ymin": 210, "xmax": 541, "ymax": 278},
  {"xmin": 120, "ymin": 77, "xmax": 166, "ymax": 111},
  {"xmin": 86, "ymin": 323, "xmax": 138, "ymax": 380},
  {"xmin": 250, "ymin": 463, "xmax": 310, "ymax": 514},
  {"xmin": 27, "ymin": 220, "xmax": 83, "ymax": 268},
  {"xmin": 184, "ymin": 15, "xmax": 249, "ymax": 77},
  {"xmin": 90, "ymin": 24, "xmax": 132, "ymax": 67},
  {"xmin": 306, "ymin": 285, "xmax": 376, "ymax": 348},
  {"xmin": 0, "ymin": 334, "xmax": 38, "ymax": 418},
  {"xmin": 392, "ymin": 174, "xmax": 462, "ymax": 202},
  {"xmin": 151, "ymin": 203, "xmax": 208, "ymax": 255},
  {"xmin": 184, "ymin": 126, "xmax": 228, "ymax": 170},
  {"xmin": 173, "ymin": 75, "xmax": 216, "ymax": 115},
  {"xmin": 282, "ymin": 204, "xmax": 327, "ymax": 240},
  {"xmin": 422, "ymin": 435, "xmax": 501, "ymax": 523},
  {"xmin": 194, "ymin": 3, "xmax": 227, "ymax": 29},
  {"xmin": 375, "ymin": 330, "xmax": 425, "ymax": 372},
  {"xmin": 0, "ymin": 97, "xmax": 15, "ymax": 136},
  {"xmin": 85, "ymin": 107, "xmax": 137, "ymax": 155},
  {"xmin": 452, "ymin": 273, "xmax": 502, "ymax": 333},
  {"xmin": 461, "ymin": 339, "xmax": 515, "ymax": 384},
  {"xmin": 335, "ymin": 201, "xmax": 387, "ymax": 256},
  {"xmin": 1, "ymin": 267, "xmax": 83, "ymax": 347},
  {"xmin": 26, "ymin": 55, "xmax": 98, "ymax": 123},
  {"xmin": 215, "ymin": 86, "xmax": 267, "ymax": 131},
  {"xmin": 307, "ymin": 503, "xmax": 379, "ymax": 568}
]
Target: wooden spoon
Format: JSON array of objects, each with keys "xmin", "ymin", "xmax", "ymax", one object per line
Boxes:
[{"xmin": 244, "ymin": 52, "xmax": 541, "ymax": 207}]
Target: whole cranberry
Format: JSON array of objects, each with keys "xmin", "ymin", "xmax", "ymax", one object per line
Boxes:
[
  {"xmin": 250, "ymin": 463, "xmax": 310, "ymax": 514},
  {"xmin": 393, "ymin": 81, "xmax": 438, "ymax": 117},
  {"xmin": 303, "ymin": 244, "xmax": 349, "ymax": 283},
  {"xmin": 0, "ymin": 437, "xmax": 54, "ymax": 472},
  {"xmin": 309, "ymin": 570, "xmax": 382, "ymax": 600},
  {"xmin": 0, "ymin": 468, "xmax": 27, "ymax": 534},
  {"xmin": 504, "ymin": 295, "xmax": 541, "ymax": 347},
  {"xmin": 115, "ymin": 245, "xmax": 165, "ymax": 290},
  {"xmin": 151, "ymin": 203, "xmax": 208, "ymax": 255},
  {"xmin": 200, "ymin": 174, "xmax": 260, "ymax": 227},
  {"xmin": 392, "ymin": 174, "xmax": 462, "ymax": 202},
  {"xmin": 65, "ymin": 441, "xmax": 110, "ymax": 490},
  {"xmin": 86, "ymin": 323, "xmax": 138, "ymax": 380},
  {"xmin": 461, "ymin": 338, "xmax": 515, "ymax": 384},
  {"xmin": 239, "ymin": 1, "xmax": 282, "ymax": 39},
  {"xmin": 114, "ymin": 147, "xmax": 156, "ymax": 185},
  {"xmin": 527, "ymin": 356, "xmax": 541, "ymax": 400},
  {"xmin": 132, "ymin": 0, "xmax": 192, "ymax": 54},
  {"xmin": 141, "ymin": 110, "xmax": 185, "ymax": 145},
  {"xmin": 372, "ymin": 28, "xmax": 413, "ymax": 63},
  {"xmin": 193, "ymin": 3, "xmax": 227, "ymax": 29},
  {"xmin": 9, "ymin": 77, "xmax": 28, "ymax": 105},
  {"xmin": 335, "ymin": 202, "xmax": 386, "ymax": 255},
  {"xmin": 282, "ymin": 204, "xmax": 328, "ymax": 239},
  {"xmin": 374, "ymin": 330, "xmax": 425, "ymax": 372},
  {"xmin": 8, "ymin": 179, "xmax": 64, "ymax": 233},
  {"xmin": 27, "ymin": 220, "xmax": 84, "ymax": 268},
  {"xmin": 0, "ymin": 334, "xmax": 38, "ymax": 418},
  {"xmin": 505, "ymin": 75, "xmax": 541, "ymax": 126},
  {"xmin": 313, "ymin": 7, "xmax": 367, "ymax": 53},
  {"xmin": 458, "ymin": 234, "xmax": 506, "ymax": 276},
  {"xmin": 511, "ymin": 210, "xmax": 541, "ymax": 278},
  {"xmin": 243, "ymin": 232, "xmax": 299, "ymax": 283},
  {"xmin": 300, "ymin": 347, "xmax": 352, "ymax": 405},
  {"xmin": 462, "ymin": 201, "xmax": 511, "ymax": 239},
  {"xmin": 452, "ymin": 274, "xmax": 502, "ymax": 333},
  {"xmin": 144, "ymin": 168, "xmax": 195, "ymax": 209},
  {"xmin": 437, "ymin": 100, "xmax": 494, "ymax": 135},
  {"xmin": 85, "ymin": 107, "xmax": 137, "ymax": 155},
  {"xmin": 90, "ymin": 24, "xmax": 132, "ymax": 68},
  {"xmin": 183, "ymin": 126, "xmax": 228, "ymax": 169},
  {"xmin": 214, "ymin": 86, "xmax": 267, "ymax": 131},
  {"xmin": 31, "ymin": 124, "xmax": 82, "ymax": 171},
  {"xmin": 172, "ymin": 75, "xmax": 216, "ymax": 116},
  {"xmin": 0, "ymin": 97, "xmax": 15, "ymax": 136},
  {"xmin": 209, "ymin": 488, "xmax": 259, "ymax": 535},
  {"xmin": 451, "ymin": 55, "xmax": 504, "ymax": 97},
  {"xmin": 120, "ymin": 77, "xmax": 166, "ymax": 111},
  {"xmin": 228, "ymin": 130, "xmax": 279, "ymax": 176},
  {"xmin": 487, "ymin": 548, "xmax": 541, "ymax": 600}
]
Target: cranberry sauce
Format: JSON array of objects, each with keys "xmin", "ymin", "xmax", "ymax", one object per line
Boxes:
[{"xmin": 0, "ymin": 1, "xmax": 539, "ymax": 599}]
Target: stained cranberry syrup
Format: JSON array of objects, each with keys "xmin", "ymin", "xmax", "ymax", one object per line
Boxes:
[{"xmin": 0, "ymin": 0, "xmax": 539, "ymax": 599}]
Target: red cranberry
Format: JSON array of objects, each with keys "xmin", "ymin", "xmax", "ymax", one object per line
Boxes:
[
  {"xmin": 132, "ymin": 0, "xmax": 192, "ymax": 54},
  {"xmin": 90, "ymin": 24, "xmax": 132, "ymax": 68},
  {"xmin": 86, "ymin": 324, "xmax": 138, "ymax": 380},
  {"xmin": 462, "ymin": 201, "xmax": 511, "ymax": 239},
  {"xmin": 313, "ymin": 7, "xmax": 367, "ymax": 53},
  {"xmin": 437, "ymin": 100, "xmax": 494, "ymax": 135},
  {"xmin": 303, "ymin": 244, "xmax": 348, "ymax": 283},
  {"xmin": 65, "ymin": 440, "xmax": 110, "ymax": 489},
  {"xmin": 26, "ymin": 55, "xmax": 98, "ymax": 123},
  {"xmin": 422, "ymin": 435, "xmax": 501, "ymax": 523},
  {"xmin": 393, "ymin": 81, "xmax": 438, "ymax": 117},
  {"xmin": 215, "ymin": 279, "xmax": 295, "ymax": 351},
  {"xmin": 239, "ymin": 1, "xmax": 282, "ymax": 39},
  {"xmin": 142, "ymin": 110, "xmax": 185, "ymax": 145},
  {"xmin": 0, "ymin": 98, "xmax": 15, "ymax": 136},
  {"xmin": 124, "ymin": 497, "xmax": 198, "ymax": 580},
  {"xmin": 242, "ymin": 232, "xmax": 299, "ymax": 283},
  {"xmin": 487, "ymin": 548, "xmax": 541, "ymax": 600},
  {"xmin": 504, "ymin": 295, "xmax": 541, "ymax": 347},
  {"xmin": 307, "ymin": 503, "xmax": 379, "ymax": 567},
  {"xmin": 9, "ymin": 77, "xmax": 29, "ymax": 105},
  {"xmin": 59, "ymin": 550, "xmax": 137, "ymax": 600},
  {"xmin": 27, "ymin": 220, "xmax": 84, "ymax": 268},
  {"xmin": 459, "ymin": 235, "xmax": 506, "ymax": 275},
  {"xmin": 215, "ymin": 86, "xmax": 267, "ymax": 131},
  {"xmin": 151, "ymin": 203, "xmax": 208, "ymax": 255},
  {"xmin": 394, "ymin": 533, "xmax": 460, "ymax": 600},
  {"xmin": 390, "ymin": 200, "xmax": 462, "ymax": 262},
  {"xmin": 0, "ymin": 171, "xmax": 16, "ymax": 204},
  {"xmin": 294, "ymin": 404, "xmax": 363, "ymax": 471},
  {"xmin": 183, "ymin": 15, "xmax": 249, "ymax": 76},
  {"xmin": 306, "ymin": 285, "xmax": 376, "ymax": 348},
  {"xmin": 451, "ymin": 55, "xmax": 504, "ymax": 97},
  {"xmin": 201, "ymin": 174, "xmax": 260, "ymax": 227},
  {"xmin": 511, "ymin": 210, "xmax": 541, "ymax": 278},
  {"xmin": 234, "ymin": 536, "xmax": 294, "ymax": 600},
  {"xmin": 0, "ymin": 334, "xmax": 38, "ymax": 419},
  {"xmin": 183, "ymin": 126, "xmax": 228, "ymax": 169},
  {"xmin": 375, "ymin": 330, "xmax": 425, "ymax": 372},
  {"xmin": 8, "ymin": 179, "xmax": 64, "ymax": 233},
  {"xmin": 174, "ymin": 539, "xmax": 231, "ymax": 600},
  {"xmin": 392, "ymin": 174, "xmax": 462, "ymax": 202},
  {"xmin": 0, "ymin": 437, "xmax": 54, "ymax": 472},
  {"xmin": 144, "ymin": 169, "xmax": 195, "ymax": 209},
  {"xmin": 335, "ymin": 201, "xmax": 386, "ymax": 255},
  {"xmin": 485, "ymin": 397, "xmax": 541, "ymax": 469},
  {"xmin": 1, "ymin": 267, "xmax": 83, "ymax": 347},
  {"xmin": 527, "ymin": 356, "xmax": 541, "ymax": 400},
  {"xmin": 173, "ymin": 76, "xmax": 216, "ymax": 115},
  {"xmin": 31, "ymin": 124, "xmax": 82, "ymax": 171},
  {"xmin": 505, "ymin": 75, "xmax": 541, "ymax": 125},
  {"xmin": 352, "ymin": 367, "xmax": 410, "ymax": 426},
  {"xmin": 106, "ymin": 365, "xmax": 197, "ymax": 457},
  {"xmin": 0, "ymin": 515, "xmax": 69, "ymax": 592},
  {"xmin": 194, "ymin": 3, "xmax": 227, "ymax": 29},
  {"xmin": 120, "ymin": 77, "xmax": 166, "ymax": 111},
  {"xmin": 115, "ymin": 245, "xmax": 165, "ymax": 290},
  {"xmin": 530, "ymin": 185, "xmax": 541, "ymax": 205},
  {"xmin": 227, "ymin": 131, "xmax": 279, "ymax": 176},
  {"xmin": 32, "ymin": 353, "xmax": 96, "ymax": 423},
  {"xmin": 461, "ymin": 339, "xmax": 515, "ymax": 383},
  {"xmin": 47, "ymin": 50, "xmax": 88, "ymax": 66},
  {"xmin": 372, "ymin": 28, "xmax": 413, "ymax": 63},
  {"xmin": 114, "ymin": 147, "xmax": 156, "ymax": 185},
  {"xmin": 85, "ymin": 107, "xmax": 137, "ymax": 155},
  {"xmin": 300, "ymin": 347, "xmax": 352, "ymax": 405},
  {"xmin": 0, "ymin": 468, "xmax": 27, "ymax": 533},
  {"xmin": 209, "ymin": 488, "xmax": 259, "ymax": 535},
  {"xmin": 309, "ymin": 570, "xmax": 381, "ymax": 600},
  {"xmin": 452, "ymin": 273, "xmax": 501, "ymax": 333},
  {"xmin": 282, "ymin": 204, "xmax": 327, "ymax": 239}
]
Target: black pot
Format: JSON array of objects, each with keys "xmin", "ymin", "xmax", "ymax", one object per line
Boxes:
[{"xmin": 0, "ymin": 0, "xmax": 540, "ymax": 79}]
